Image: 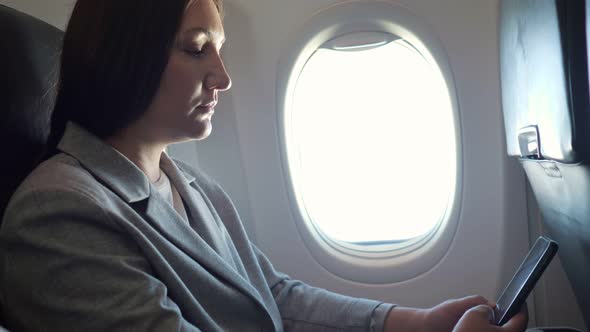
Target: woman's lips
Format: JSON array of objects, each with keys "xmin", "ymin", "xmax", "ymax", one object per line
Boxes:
[{"xmin": 195, "ymin": 102, "xmax": 216, "ymax": 117}]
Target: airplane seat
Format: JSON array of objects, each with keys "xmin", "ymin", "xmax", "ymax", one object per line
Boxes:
[
  {"xmin": 0, "ymin": 4, "xmax": 62, "ymax": 331},
  {"xmin": 0, "ymin": 5, "xmax": 61, "ymax": 219},
  {"xmin": 500, "ymin": 0, "xmax": 590, "ymax": 331}
]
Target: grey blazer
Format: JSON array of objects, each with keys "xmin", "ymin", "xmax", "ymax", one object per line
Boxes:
[{"xmin": 0, "ymin": 122, "xmax": 388, "ymax": 332}]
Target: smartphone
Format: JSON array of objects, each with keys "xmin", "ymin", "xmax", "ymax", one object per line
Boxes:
[{"xmin": 494, "ymin": 236, "xmax": 558, "ymax": 326}]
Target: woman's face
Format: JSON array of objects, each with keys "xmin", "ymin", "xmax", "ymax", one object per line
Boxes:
[{"xmin": 142, "ymin": 0, "xmax": 231, "ymax": 143}]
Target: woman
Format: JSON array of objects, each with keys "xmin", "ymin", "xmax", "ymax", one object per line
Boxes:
[{"xmin": 0, "ymin": 0, "xmax": 527, "ymax": 331}]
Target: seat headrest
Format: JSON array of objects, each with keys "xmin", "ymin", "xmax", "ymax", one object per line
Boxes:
[
  {"xmin": 500, "ymin": 0, "xmax": 590, "ymax": 163},
  {"xmin": 0, "ymin": 5, "xmax": 63, "ymax": 216}
]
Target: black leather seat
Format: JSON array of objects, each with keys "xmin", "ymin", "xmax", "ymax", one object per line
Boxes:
[
  {"xmin": 0, "ymin": 4, "xmax": 63, "ymax": 331},
  {"xmin": 500, "ymin": 0, "xmax": 590, "ymax": 331},
  {"xmin": 0, "ymin": 5, "xmax": 62, "ymax": 217}
]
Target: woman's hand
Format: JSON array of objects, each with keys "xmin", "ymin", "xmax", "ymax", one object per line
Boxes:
[
  {"xmin": 421, "ymin": 295, "xmax": 491, "ymax": 331},
  {"xmin": 384, "ymin": 295, "xmax": 488, "ymax": 332},
  {"xmin": 453, "ymin": 304, "xmax": 528, "ymax": 332},
  {"xmin": 384, "ymin": 295, "xmax": 527, "ymax": 332}
]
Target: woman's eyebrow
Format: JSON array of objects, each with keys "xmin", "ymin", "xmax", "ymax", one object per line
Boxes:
[{"xmin": 183, "ymin": 27, "xmax": 226, "ymax": 44}]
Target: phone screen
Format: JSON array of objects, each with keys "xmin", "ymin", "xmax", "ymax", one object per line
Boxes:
[{"xmin": 494, "ymin": 236, "xmax": 558, "ymax": 325}]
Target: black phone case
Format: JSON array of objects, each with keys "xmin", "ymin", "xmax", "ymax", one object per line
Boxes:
[{"xmin": 495, "ymin": 237, "xmax": 559, "ymax": 325}]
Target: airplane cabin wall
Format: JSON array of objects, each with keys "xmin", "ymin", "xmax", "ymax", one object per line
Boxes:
[
  {"xmin": 216, "ymin": 0, "xmax": 528, "ymax": 315},
  {"xmin": 1, "ymin": 0, "xmax": 585, "ymax": 330}
]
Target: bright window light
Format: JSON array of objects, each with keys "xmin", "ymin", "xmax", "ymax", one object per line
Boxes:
[{"xmin": 289, "ymin": 37, "xmax": 457, "ymax": 245}]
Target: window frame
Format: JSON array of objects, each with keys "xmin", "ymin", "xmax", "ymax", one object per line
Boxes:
[{"xmin": 276, "ymin": 1, "xmax": 463, "ymax": 284}]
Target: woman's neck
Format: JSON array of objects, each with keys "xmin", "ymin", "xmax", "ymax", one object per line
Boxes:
[{"xmin": 105, "ymin": 125, "xmax": 167, "ymax": 183}]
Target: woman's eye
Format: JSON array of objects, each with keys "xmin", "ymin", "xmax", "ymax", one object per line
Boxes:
[{"xmin": 185, "ymin": 49, "xmax": 204, "ymax": 58}]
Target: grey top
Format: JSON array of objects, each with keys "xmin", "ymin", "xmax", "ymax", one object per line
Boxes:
[
  {"xmin": 0, "ymin": 122, "xmax": 393, "ymax": 331},
  {"xmin": 153, "ymin": 170, "xmax": 189, "ymax": 223},
  {"xmin": 152, "ymin": 170, "xmax": 173, "ymax": 203}
]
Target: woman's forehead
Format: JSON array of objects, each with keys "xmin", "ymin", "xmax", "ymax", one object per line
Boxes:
[{"xmin": 180, "ymin": 0, "xmax": 224, "ymax": 39}]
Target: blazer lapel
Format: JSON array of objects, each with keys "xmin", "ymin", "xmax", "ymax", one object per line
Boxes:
[
  {"xmin": 157, "ymin": 156, "xmax": 271, "ymax": 313},
  {"xmin": 162, "ymin": 159, "xmax": 235, "ymax": 265},
  {"xmin": 142, "ymin": 181, "xmax": 267, "ymax": 310}
]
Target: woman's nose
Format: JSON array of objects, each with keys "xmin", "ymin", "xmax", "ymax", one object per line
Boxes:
[{"xmin": 206, "ymin": 53, "xmax": 232, "ymax": 91}]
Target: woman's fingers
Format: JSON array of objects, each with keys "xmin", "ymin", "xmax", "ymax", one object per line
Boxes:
[
  {"xmin": 452, "ymin": 305, "xmax": 496, "ymax": 332},
  {"xmin": 443, "ymin": 295, "xmax": 489, "ymax": 315},
  {"xmin": 500, "ymin": 309, "xmax": 528, "ymax": 331},
  {"xmin": 454, "ymin": 304, "xmax": 527, "ymax": 332},
  {"xmin": 469, "ymin": 304, "xmax": 495, "ymax": 322},
  {"xmin": 457, "ymin": 295, "xmax": 489, "ymax": 308}
]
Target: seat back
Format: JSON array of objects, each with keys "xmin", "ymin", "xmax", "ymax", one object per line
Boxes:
[
  {"xmin": 500, "ymin": 0, "xmax": 590, "ymax": 326},
  {"xmin": 0, "ymin": 5, "xmax": 63, "ymax": 218}
]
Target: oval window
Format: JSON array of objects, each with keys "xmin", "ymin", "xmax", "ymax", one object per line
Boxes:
[
  {"xmin": 288, "ymin": 31, "xmax": 457, "ymax": 249},
  {"xmin": 278, "ymin": 1, "xmax": 462, "ymax": 282}
]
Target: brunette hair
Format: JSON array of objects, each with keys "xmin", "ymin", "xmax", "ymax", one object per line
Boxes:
[{"xmin": 47, "ymin": 0, "xmax": 223, "ymax": 153}]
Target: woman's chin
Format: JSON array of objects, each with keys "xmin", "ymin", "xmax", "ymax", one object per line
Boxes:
[
  {"xmin": 190, "ymin": 120, "xmax": 213, "ymax": 141},
  {"xmin": 167, "ymin": 119, "xmax": 212, "ymax": 143}
]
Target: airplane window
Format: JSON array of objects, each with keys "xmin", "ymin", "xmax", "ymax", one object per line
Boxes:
[{"xmin": 286, "ymin": 33, "xmax": 457, "ymax": 251}]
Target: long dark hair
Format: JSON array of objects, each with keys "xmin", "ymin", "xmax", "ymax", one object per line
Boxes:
[{"xmin": 47, "ymin": 0, "xmax": 222, "ymax": 154}]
